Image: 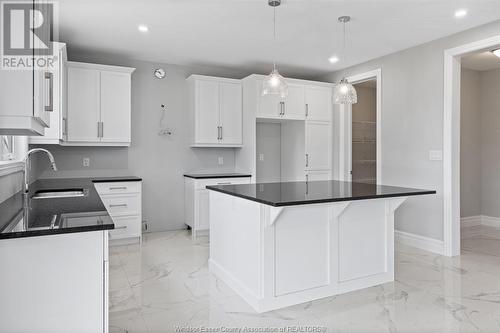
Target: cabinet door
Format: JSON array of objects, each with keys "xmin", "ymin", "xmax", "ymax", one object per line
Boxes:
[
  {"xmin": 194, "ymin": 80, "xmax": 220, "ymax": 144},
  {"xmin": 305, "ymin": 121, "xmax": 332, "ymax": 170},
  {"xmin": 196, "ymin": 190, "xmax": 210, "ymax": 230},
  {"xmin": 258, "ymin": 88, "xmax": 282, "ymax": 119},
  {"xmin": 100, "ymin": 71, "xmax": 131, "ymax": 143},
  {"xmin": 67, "ymin": 67, "xmax": 100, "ymax": 142},
  {"xmin": 219, "ymin": 82, "xmax": 242, "ymax": 145},
  {"xmin": 282, "ymin": 84, "xmax": 305, "ymax": 120},
  {"xmin": 305, "ymin": 86, "xmax": 332, "ymax": 121}
]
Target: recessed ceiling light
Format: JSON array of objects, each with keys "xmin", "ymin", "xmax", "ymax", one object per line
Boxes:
[
  {"xmin": 138, "ymin": 24, "xmax": 149, "ymax": 33},
  {"xmin": 328, "ymin": 56, "xmax": 339, "ymax": 64},
  {"xmin": 492, "ymin": 49, "xmax": 500, "ymax": 58},
  {"xmin": 454, "ymin": 9, "xmax": 467, "ymax": 18}
]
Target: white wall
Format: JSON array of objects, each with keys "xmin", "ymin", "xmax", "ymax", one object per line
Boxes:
[
  {"xmin": 480, "ymin": 68, "xmax": 500, "ymax": 218},
  {"xmin": 460, "ymin": 69, "xmax": 482, "ymax": 218},
  {"xmin": 320, "ymin": 20, "xmax": 500, "ymax": 241},
  {"xmin": 33, "ymin": 52, "xmax": 251, "ymax": 232}
]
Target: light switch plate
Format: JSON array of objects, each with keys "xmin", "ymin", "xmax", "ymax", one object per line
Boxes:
[
  {"xmin": 218, "ymin": 156, "xmax": 224, "ymax": 165},
  {"xmin": 259, "ymin": 153, "xmax": 264, "ymax": 161},
  {"xmin": 429, "ymin": 150, "xmax": 443, "ymax": 161},
  {"xmin": 83, "ymin": 157, "xmax": 90, "ymax": 167}
]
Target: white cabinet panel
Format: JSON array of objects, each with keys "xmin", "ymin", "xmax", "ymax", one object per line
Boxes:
[
  {"xmin": 306, "ymin": 170, "xmax": 331, "ymax": 182},
  {"xmin": 258, "ymin": 93, "xmax": 282, "ymax": 119},
  {"xmin": 197, "ymin": 190, "xmax": 210, "ymax": 230},
  {"xmin": 283, "ymin": 84, "xmax": 305, "ymax": 120},
  {"xmin": 220, "ymin": 82, "xmax": 242, "ymax": 145},
  {"xmin": 305, "ymin": 121, "xmax": 332, "ymax": 171},
  {"xmin": 100, "ymin": 71, "xmax": 131, "ymax": 143},
  {"xmin": 305, "ymin": 86, "xmax": 332, "ymax": 121},
  {"xmin": 195, "ymin": 79, "xmax": 220, "ymax": 144},
  {"xmin": 67, "ymin": 67, "xmax": 100, "ymax": 142}
]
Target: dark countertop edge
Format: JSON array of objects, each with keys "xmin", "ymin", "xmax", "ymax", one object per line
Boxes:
[
  {"xmin": 206, "ymin": 186, "xmax": 437, "ymax": 207},
  {"xmin": 0, "ymin": 224, "xmax": 114, "ymax": 240},
  {"xmin": 184, "ymin": 174, "xmax": 252, "ymax": 179},
  {"xmin": 91, "ymin": 177, "xmax": 142, "ymax": 183}
]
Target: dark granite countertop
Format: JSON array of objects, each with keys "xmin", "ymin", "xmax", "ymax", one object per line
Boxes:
[
  {"xmin": 184, "ymin": 173, "xmax": 252, "ymax": 179},
  {"xmin": 206, "ymin": 180, "xmax": 436, "ymax": 207},
  {"xmin": 0, "ymin": 176, "xmax": 139, "ymax": 240}
]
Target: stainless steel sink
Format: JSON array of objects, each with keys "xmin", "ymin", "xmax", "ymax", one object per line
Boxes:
[{"xmin": 32, "ymin": 188, "xmax": 86, "ymax": 200}]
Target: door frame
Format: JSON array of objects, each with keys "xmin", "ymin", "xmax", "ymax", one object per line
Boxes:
[
  {"xmin": 339, "ymin": 68, "xmax": 382, "ymax": 184},
  {"xmin": 443, "ymin": 35, "xmax": 500, "ymax": 257}
]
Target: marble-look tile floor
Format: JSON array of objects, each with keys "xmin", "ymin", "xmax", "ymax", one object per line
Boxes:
[{"xmin": 109, "ymin": 227, "xmax": 500, "ymax": 333}]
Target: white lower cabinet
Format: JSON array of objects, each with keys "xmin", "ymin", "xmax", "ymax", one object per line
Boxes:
[
  {"xmin": 184, "ymin": 176, "xmax": 251, "ymax": 239},
  {"xmin": 94, "ymin": 181, "xmax": 143, "ymax": 242},
  {"xmin": 0, "ymin": 230, "xmax": 109, "ymax": 333}
]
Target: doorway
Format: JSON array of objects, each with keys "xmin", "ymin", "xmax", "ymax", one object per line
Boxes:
[
  {"xmin": 339, "ymin": 69, "xmax": 382, "ymax": 184},
  {"xmin": 351, "ymin": 79, "xmax": 377, "ymax": 184},
  {"xmin": 443, "ymin": 34, "xmax": 500, "ymax": 256}
]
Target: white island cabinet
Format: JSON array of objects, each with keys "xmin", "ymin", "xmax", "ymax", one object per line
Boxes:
[{"xmin": 207, "ymin": 180, "xmax": 435, "ymax": 313}]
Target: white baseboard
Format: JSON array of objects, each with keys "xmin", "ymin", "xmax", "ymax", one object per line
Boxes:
[
  {"xmin": 395, "ymin": 230, "xmax": 444, "ymax": 255},
  {"xmin": 461, "ymin": 215, "xmax": 500, "ymax": 229}
]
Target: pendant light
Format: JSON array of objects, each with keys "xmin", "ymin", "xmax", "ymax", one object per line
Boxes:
[
  {"xmin": 333, "ymin": 16, "xmax": 358, "ymax": 105},
  {"xmin": 262, "ymin": 0, "xmax": 288, "ymax": 98}
]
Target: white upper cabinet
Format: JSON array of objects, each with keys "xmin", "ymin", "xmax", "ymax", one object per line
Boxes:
[
  {"xmin": 254, "ymin": 76, "xmax": 332, "ymax": 122},
  {"xmin": 188, "ymin": 75, "xmax": 242, "ymax": 147},
  {"xmin": 219, "ymin": 82, "xmax": 243, "ymax": 145},
  {"xmin": 30, "ymin": 43, "xmax": 68, "ymax": 144},
  {"xmin": 282, "ymin": 84, "xmax": 305, "ymax": 120},
  {"xmin": 100, "ymin": 71, "xmax": 132, "ymax": 143},
  {"xmin": 305, "ymin": 121, "xmax": 332, "ymax": 171},
  {"xmin": 305, "ymin": 86, "xmax": 332, "ymax": 122},
  {"xmin": 65, "ymin": 62, "xmax": 135, "ymax": 146}
]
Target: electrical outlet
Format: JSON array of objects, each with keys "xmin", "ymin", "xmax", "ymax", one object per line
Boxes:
[
  {"xmin": 83, "ymin": 157, "xmax": 90, "ymax": 167},
  {"xmin": 259, "ymin": 153, "xmax": 264, "ymax": 161},
  {"xmin": 429, "ymin": 150, "xmax": 443, "ymax": 161},
  {"xmin": 218, "ymin": 156, "xmax": 224, "ymax": 165}
]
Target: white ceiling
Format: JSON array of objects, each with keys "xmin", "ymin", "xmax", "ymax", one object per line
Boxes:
[
  {"xmin": 462, "ymin": 49, "xmax": 500, "ymax": 71},
  {"xmin": 57, "ymin": 0, "xmax": 500, "ymax": 78}
]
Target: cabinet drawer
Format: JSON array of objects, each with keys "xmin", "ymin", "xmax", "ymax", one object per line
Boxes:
[
  {"xmin": 101, "ymin": 194, "xmax": 140, "ymax": 216},
  {"xmin": 194, "ymin": 177, "xmax": 251, "ymax": 190},
  {"xmin": 94, "ymin": 181, "xmax": 141, "ymax": 195},
  {"xmin": 109, "ymin": 215, "xmax": 141, "ymax": 240}
]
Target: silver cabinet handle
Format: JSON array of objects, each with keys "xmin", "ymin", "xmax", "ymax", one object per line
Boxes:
[
  {"xmin": 217, "ymin": 182, "xmax": 232, "ymax": 185},
  {"xmin": 109, "ymin": 186, "xmax": 127, "ymax": 190},
  {"xmin": 97, "ymin": 122, "xmax": 104, "ymax": 138},
  {"xmin": 220, "ymin": 126, "xmax": 223, "ymax": 140},
  {"xmin": 306, "ymin": 174, "xmax": 309, "ymax": 182},
  {"xmin": 62, "ymin": 117, "xmax": 67, "ymax": 136},
  {"xmin": 282, "ymin": 101, "xmax": 285, "ymax": 116},
  {"xmin": 109, "ymin": 204, "xmax": 127, "ymax": 208},
  {"xmin": 217, "ymin": 126, "xmax": 221, "ymax": 140},
  {"xmin": 305, "ymin": 104, "xmax": 309, "ymax": 117},
  {"xmin": 278, "ymin": 101, "xmax": 284, "ymax": 116},
  {"xmin": 44, "ymin": 72, "xmax": 54, "ymax": 112},
  {"xmin": 306, "ymin": 154, "xmax": 309, "ymax": 167}
]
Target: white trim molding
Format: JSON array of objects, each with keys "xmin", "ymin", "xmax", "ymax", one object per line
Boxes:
[
  {"xmin": 461, "ymin": 215, "xmax": 500, "ymax": 229},
  {"xmin": 0, "ymin": 161, "xmax": 24, "ymax": 178},
  {"xmin": 395, "ymin": 230, "xmax": 444, "ymax": 255},
  {"xmin": 443, "ymin": 34, "xmax": 500, "ymax": 257}
]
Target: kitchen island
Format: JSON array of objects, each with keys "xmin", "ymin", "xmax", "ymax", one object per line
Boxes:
[{"xmin": 207, "ymin": 180, "xmax": 435, "ymax": 313}]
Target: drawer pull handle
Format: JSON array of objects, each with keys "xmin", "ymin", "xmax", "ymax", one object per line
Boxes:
[
  {"xmin": 109, "ymin": 186, "xmax": 127, "ymax": 190},
  {"xmin": 217, "ymin": 182, "xmax": 231, "ymax": 185},
  {"xmin": 114, "ymin": 225, "xmax": 127, "ymax": 230},
  {"xmin": 109, "ymin": 204, "xmax": 127, "ymax": 208}
]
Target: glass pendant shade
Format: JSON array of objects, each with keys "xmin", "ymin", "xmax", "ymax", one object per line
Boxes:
[
  {"xmin": 262, "ymin": 69, "xmax": 288, "ymax": 98},
  {"xmin": 333, "ymin": 78, "xmax": 358, "ymax": 104}
]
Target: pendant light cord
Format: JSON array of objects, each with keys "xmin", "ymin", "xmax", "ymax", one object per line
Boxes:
[
  {"xmin": 341, "ymin": 20, "xmax": 346, "ymax": 79},
  {"xmin": 273, "ymin": 6, "xmax": 277, "ymax": 70}
]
